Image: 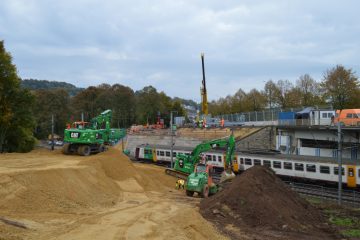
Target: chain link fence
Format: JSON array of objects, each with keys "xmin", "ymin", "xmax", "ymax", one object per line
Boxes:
[{"xmin": 216, "ymin": 108, "xmax": 304, "ymax": 123}]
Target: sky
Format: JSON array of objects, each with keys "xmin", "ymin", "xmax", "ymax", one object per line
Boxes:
[{"xmin": 1, "ymin": 0, "xmax": 359, "ymax": 102}]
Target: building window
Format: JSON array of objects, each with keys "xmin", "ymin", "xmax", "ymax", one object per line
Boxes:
[
  {"xmin": 254, "ymin": 159, "xmax": 261, "ymax": 165},
  {"xmin": 273, "ymin": 161, "xmax": 282, "ymax": 169},
  {"xmin": 295, "ymin": 163, "xmax": 304, "ymax": 171},
  {"xmin": 245, "ymin": 158, "xmax": 252, "ymax": 165},
  {"xmin": 306, "ymin": 164, "xmax": 316, "ymax": 172},
  {"xmin": 334, "ymin": 167, "xmax": 344, "ymax": 176},
  {"xmin": 263, "ymin": 160, "xmax": 271, "ymax": 168},
  {"xmin": 284, "ymin": 162, "xmax": 292, "ymax": 170},
  {"xmin": 166, "ymin": 151, "xmax": 170, "ymax": 157},
  {"xmin": 320, "ymin": 166, "xmax": 330, "ymax": 174}
]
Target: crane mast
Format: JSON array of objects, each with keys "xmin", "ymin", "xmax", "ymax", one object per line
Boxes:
[{"xmin": 200, "ymin": 53, "xmax": 208, "ymax": 115}]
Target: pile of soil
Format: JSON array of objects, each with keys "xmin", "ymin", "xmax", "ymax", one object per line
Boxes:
[{"xmin": 200, "ymin": 166, "xmax": 339, "ymax": 240}]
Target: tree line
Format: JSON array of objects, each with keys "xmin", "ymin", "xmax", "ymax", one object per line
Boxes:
[
  {"xmin": 209, "ymin": 67, "xmax": 360, "ymax": 116},
  {"xmin": 0, "ymin": 41, "xmax": 186, "ymax": 152},
  {"xmin": 1, "ymin": 39, "xmax": 359, "ymax": 152}
]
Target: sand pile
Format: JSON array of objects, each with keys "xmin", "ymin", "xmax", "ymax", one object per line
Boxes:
[
  {"xmin": 200, "ymin": 166, "xmax": 338, "ymax": 240},
  {"xmin": 0, "ymin": 147, "xmax": 168, "ymax": 216}
]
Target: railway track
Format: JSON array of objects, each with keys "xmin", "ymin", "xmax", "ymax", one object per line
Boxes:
[{"xmin": 285, "ymin": 181, "xmax": 360, "ymax": 206}]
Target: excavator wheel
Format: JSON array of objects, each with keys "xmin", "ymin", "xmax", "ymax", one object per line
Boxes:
[
  {"xmin": 200, "ymin": 184, "xmax": 209, "ymax": 198},
  {"xmin": 78, "ymin": 145, "xmax": 91, "ymax": 156},
  {"xmin": 62, "ymin": 143, "xmax": 70, "ymax": 155},
  {"xmin": 186, "ymin": 190, "xmax": 194, "ymax": 197},
  {"xmin": 98, "ymin": 144, "xmax": 105, "ymax": 153}
]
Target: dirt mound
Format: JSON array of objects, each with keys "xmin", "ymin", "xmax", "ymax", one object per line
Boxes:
[
  {"xmin": 200, "ymin": 166, "xmax": 338, "ymax": 240},
  {"xmin": 0, "ymin": 147, "xmax": 173, "ymax": 216}
]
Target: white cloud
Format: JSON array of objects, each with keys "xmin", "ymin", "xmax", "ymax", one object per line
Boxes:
[{"xmin": 0, "ymin": 0, "xmax": 359, "ymax": 101}]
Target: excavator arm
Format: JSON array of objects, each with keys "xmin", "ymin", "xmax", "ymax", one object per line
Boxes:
[{"xmin": 91, "ymin": 109, "xmax": 112, "ymax": 130}]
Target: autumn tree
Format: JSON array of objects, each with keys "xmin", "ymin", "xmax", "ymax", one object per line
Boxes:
[
  {"xmin": 264, "ymin": 80, "xmax": 279, "ymax": 109},
  {"xmin": 244, "ymin": 89, "xmax": 267, "ymax": 111},
  {"xmin": 296, "ymin": 74, "xmax": 323, "ymax": 107},
  {"xmin": 0, "ymin": 41, "xmax": 36, "ymax": 152},
  {"xmin": 321, "ymin": 65, "xmax": 360, "ymax": 110}
]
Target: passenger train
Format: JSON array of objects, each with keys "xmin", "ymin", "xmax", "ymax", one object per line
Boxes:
[{"xmin": 135, "ymin": 144, "xmax": 360, "ymax": 188}]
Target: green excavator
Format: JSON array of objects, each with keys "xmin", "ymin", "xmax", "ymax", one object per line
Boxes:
[
  {"xmin": 165, "ymin": 134, "xmax": 236, "ymax": 197},
  {"xmin": 62, "ymin": 109, "xmax": 126, "ymax": 156}
]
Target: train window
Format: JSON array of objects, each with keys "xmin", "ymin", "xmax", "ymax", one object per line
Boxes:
[
  {"xmin": 212, "ymin": 155, "xmax": 216, "ymax": 162},
  {"xmin": 320, "ymin": 166, "xmax": 330, "ymax": 174},
  {"xmin": 232, "ymin": 157, "xmax": 237, "ymax": 164},
  {"xmin": 348, "ymin": 168, "xmax": 354, "ymax": 177},
  {"xmin": 157, "ymin": 151, "xmax": 160, "ymax": 156},
  {"xmin": 359, "ymin": 169, "xmax": 360, "ymax": 177},
  {"xmin": 306, "ymin": 164, "xmax": 316, "ymax": 172},
  {"xmin": 284, "ymin": 162, "xmax": 292, "ymax": 170},
  {"xmin": 206, "ymin": 155, "xmax": 212, "ymax": 161},
  {"xmin": 245, "ymin": 158, "xmax": 252, "ymax": 165},
  {"xmin": 273, "ymin": 161, "xmax": 281, "ymax": 169},
  {"xmin": 322, "ymin": 113, "xmax": 327, "ymax": 118},
  {"xmin": 334, "ymin": 167, "xmax": 345, "ymax": 176},
  {"xmin": 144, "ymin": 149, "xmax": 151, "ymax": 155},
  {"xmin": 295, "ymin": 163, "xmax": 304, "ymax": 171},
  {"xmin": 160, "ymin": 151, "xmax": 164, "ymax": 156},
  {"xmin": 346, "ymin": 113, "xmax": 353, "ymax": 118},
  {"xmin": 240, "ymin": 158, "xmax": 244, "ymax": 164},
  {"xmin": 166, "ymin": 151, "xmax": 170, "ymax": 157},
  {"xmin": 254, "ymin": 159, "xmax": 261, "ymax": 165},
  {"xmin": 263, "ymin": 160, "xmax": 271, "ymax": 167},
  {"xmin": 173, "ymin": 152, "xmax": 176, "ymax": 157},
  {"xmin": 218, "ymin": 156, "xmax": 222, "ymax": 162}
]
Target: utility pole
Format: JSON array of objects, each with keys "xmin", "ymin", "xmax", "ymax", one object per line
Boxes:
[
  {"xmin": 51, "ymin": 114, "xmax": 54, "ymax": 151},
  {"xmin": 170, "ymin": 111, "xmax": 177, "ymax": 168},
  {"xmin": 170, "ymin": 111, "xmax": 174, "ymax": 168},
  {"xmin": 337, "ymin": 122, "xmax": 342, "ymax": 205}
]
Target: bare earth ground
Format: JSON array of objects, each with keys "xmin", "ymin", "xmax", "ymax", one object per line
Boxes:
[{"xmin": 0, "ymin": 146, "xmax": 229, "ymax": 240}]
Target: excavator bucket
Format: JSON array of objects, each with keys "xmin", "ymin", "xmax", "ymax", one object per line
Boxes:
[{"xmin": 219, "ymin": 169, "xmax": 235, "ymax": 183}]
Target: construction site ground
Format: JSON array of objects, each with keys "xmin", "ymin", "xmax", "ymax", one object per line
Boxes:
[
  {"xmin": 0, "ymin": 145, "xmax": 358, "ymax": 240},
  {"xmin": 0, "ymin": 146, "xmax": 227, "ymax": 240}
]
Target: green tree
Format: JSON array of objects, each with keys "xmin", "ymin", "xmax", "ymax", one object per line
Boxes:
[
  {"xmin": 135, "ymin": 86, "xmax": 162, "ymax": 124},
  {"xmin": 321, "ymin": 65, "xmax": 360, "ymax": 110},
  {"xmin": 0, "ymin": 41, "xmax": 35, "ymax": 152},
  {"xmin": 33, "ymin": 89, "xmax": 70, "ymax": 138}
]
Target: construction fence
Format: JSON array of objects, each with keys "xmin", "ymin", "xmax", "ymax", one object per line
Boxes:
[{"xmin": 216, "ymin": 108, "xmax": 304, "ymax": 123}]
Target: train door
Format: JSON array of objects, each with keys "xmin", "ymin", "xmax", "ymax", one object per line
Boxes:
[
  {"xmin": 232, "ymin": 155, "xmax": 239, "ymax": 173},
  {"xmin": 152, "ymin": 148, "xmax": 157, "ymax": 162},
  {"xmin": 347, "ymin": 165, "xmax": 356, "ymax": 188},
  {"xmin": 135, "ymin": 147, "xmax": 140, "ymax": 160},
  {"xmin": 144, "ymin": 147, "xmax": 153, "ymax": 161}
]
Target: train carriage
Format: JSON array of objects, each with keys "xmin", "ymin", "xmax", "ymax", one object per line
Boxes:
[
  {"xmin": 135, "ymin": 144, "xmax": 360, "ymax": 189},
  {"xmin": 236, "ymin": 152, "xmax": 359, "ymax": 188}
]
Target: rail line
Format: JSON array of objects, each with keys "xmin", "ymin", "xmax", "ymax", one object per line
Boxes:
[{"xmin": 285, "ymin": 181, "xmax": 360, "ymax": 206}]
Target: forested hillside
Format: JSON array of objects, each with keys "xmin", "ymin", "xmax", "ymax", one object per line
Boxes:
[{"xmin": 21, "ymin": 79, "xmax": 83, "ymax": 96}]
